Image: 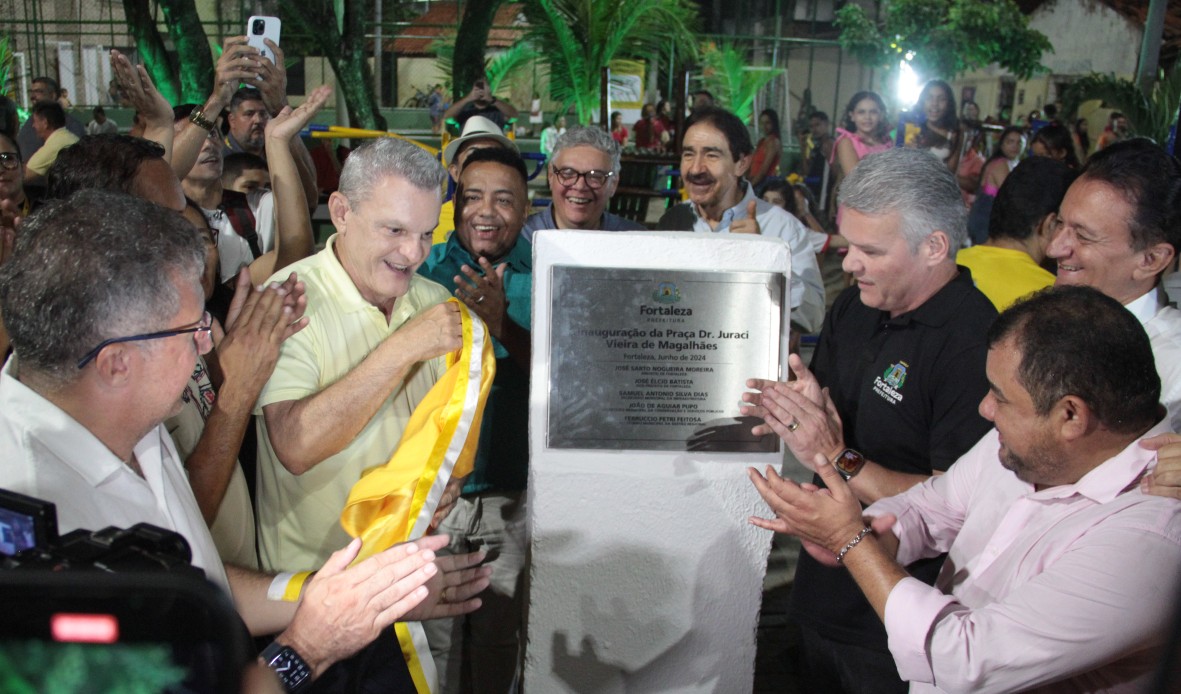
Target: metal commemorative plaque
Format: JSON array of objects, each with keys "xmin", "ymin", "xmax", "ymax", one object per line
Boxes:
[{"xmin": 547, "ymin": 266, "xmax": 783, "ymax": 452}]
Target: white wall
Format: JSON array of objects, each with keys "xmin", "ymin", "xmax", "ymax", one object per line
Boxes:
[{"xmin": 1030, "ymin": 0, "xmax": 1140, "ymax": 76}]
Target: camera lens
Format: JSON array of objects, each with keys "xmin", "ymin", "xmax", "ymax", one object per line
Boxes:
[{"xmin": 252, "ymin": 19, "xmax": 265, "ymax": 35}]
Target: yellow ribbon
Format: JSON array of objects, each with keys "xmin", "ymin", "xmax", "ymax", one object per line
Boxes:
[
  {"xmin": 340, "ymin": 297, "xmax": 494, "ymax": 560},
  {"xmin": 338, "ymin": 298, "xmax": 496, "ymax": 693}
]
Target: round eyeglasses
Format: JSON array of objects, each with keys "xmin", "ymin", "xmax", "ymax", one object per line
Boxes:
[{"xmin": 551, "ymin": 166, "xmax": 615, "ymax": 190}]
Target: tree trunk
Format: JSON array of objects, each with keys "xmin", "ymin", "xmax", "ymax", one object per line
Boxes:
[
  {"xmin": 159, "ymin": 0, "xmax": 214, "ymax": 105},
  {"xmin": 284, "ymin": 0, "xmax": 386, "ymax": 132},
  {"xmin": 339, "ymin": 0, "xmax": 385, "ymax": 130},
  {"xmin": 122, "ymin": 0, "xmax": 180, "ymax": 104},
  {"xmin": 453, "ymin": 0, "xmax": 504, "ymax": 101}
]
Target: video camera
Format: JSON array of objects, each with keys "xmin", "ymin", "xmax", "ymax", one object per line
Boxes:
[
  {"xmin": 1, "ymin": 488, "xmax": 204, "ymax": 575},
  {"xmin": 0, "ymin": 488, "xmax": 251, "ymax": 692}
]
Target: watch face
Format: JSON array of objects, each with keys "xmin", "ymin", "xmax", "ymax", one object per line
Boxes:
[
  {"xmin": 265, "ymin": 646, "xmax": 310, "ymax": 692},
  {"xmin": 834, "ymin": 449, "xmax": 865, "ymax": 477}
]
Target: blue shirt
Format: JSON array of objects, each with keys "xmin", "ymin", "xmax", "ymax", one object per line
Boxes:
[
  {"xmin": 520, "ymin": 206, "xmax": 647, "ymax": 244},
  {"xmin": 418, "ymin": 233, "xmax": 533, "ymax": 493}
]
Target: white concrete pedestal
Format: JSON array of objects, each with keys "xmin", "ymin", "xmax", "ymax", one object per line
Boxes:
[{"xmin": 525, "ymin": 231, "xmax": 792, "ymax": 692}]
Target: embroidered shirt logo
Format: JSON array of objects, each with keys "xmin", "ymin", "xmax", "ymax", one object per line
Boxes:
[{"xmin": 873, "ymin": 361, "xmax": 908, "ymax": 404}]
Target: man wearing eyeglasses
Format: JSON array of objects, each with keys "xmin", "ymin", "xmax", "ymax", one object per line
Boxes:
[
  {"xmin": 0, "ymin": 190, "xmax": 489, "ymax": 691},
  {"xmin": 418, "ymin": 146, "xmax": 533, "ymax": 693},
  {"xmin": 522, "ymin": 126, "xmax": 646, "ymax": 243},
  {"xmin": 658, "ymin": 106, "xmax": 825, "ymax": 336}
]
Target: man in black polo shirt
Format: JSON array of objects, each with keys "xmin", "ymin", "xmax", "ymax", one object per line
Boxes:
[{"xmin": 744, "ymin": 147, "xmax": 997, "ymax": 693}]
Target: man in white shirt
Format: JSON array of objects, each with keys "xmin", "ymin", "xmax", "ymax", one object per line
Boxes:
[
  {"xmin": 0, "ymin": 190, "xmax": 488, "ymax": 689},
  {"xmin": 657, "ymin": 106, "xmax": 825, "ymax": 336},
  {"xmin": 1046, "ymin": 138, "xmax": 1181, "ymax": 430}
]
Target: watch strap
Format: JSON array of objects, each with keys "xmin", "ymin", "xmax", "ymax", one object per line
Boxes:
[
  {"xmin": 260, "ymin": 640, "xmax": 312, "ymax": 693},
  {"xmin": 188, "ymin": 108, "xmax": 215, "ymax": 131}
]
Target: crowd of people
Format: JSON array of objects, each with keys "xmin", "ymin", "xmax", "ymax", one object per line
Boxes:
[{"xmin": 0, "ymin": 39, "xmax": 1180, "ymax": 694}]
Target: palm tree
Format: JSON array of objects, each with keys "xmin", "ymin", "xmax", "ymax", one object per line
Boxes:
[
  {"xmin": 523, "ymin": 0, "xmax": 699, "ymax": 124},
  {"xmin": 700, "ymin": 41, "xmax": 782, "ymax": 124},
  {"xmin": 1061, "ymin": 69, "xmax": 1181, "ymax": 147}
]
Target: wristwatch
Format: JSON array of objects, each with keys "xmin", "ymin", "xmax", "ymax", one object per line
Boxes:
[
  {"xmin": 832, "ymin": 448, "xmax": 867, "ymax": 481},
  {"xmin": 260, "ymin": 640, "xmax": 312, "ymax": 693},
  {"xmin": 188, "ymin": 108, "xmax": 215, "ymax": 131}
]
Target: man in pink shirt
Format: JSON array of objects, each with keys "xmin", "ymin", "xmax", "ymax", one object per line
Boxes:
[{"xmin": 750, "ymin": 285, "xmax": 1181, "ymax": 693}]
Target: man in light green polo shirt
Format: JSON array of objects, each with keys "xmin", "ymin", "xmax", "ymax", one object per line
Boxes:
[
  {"xmin": 24, "ymin": 102, "xmax": 79, "ymax": 183},
  {"xmin": 255, "ymin": 137, "xmax": 463, "ymax": 573}
]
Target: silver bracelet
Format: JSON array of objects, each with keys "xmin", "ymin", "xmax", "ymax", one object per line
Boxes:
[{"xmin": 836, "ymin": 526, "xmax": 873, "ymax": 564}]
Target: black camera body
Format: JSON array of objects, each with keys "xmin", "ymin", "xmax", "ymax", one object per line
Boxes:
[
  {"xmin": 0, "ymin": 488, "xmax": 250, "ymax": 693},
  {"xmin": 0, "ymin": 488, "xmax": 203, "ymax": 578}
]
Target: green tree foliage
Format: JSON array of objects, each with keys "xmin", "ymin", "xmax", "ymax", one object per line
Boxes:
[
  {"xmin": 1061, "ymin": 69, "xmax": 1181, "ymax": 146},
  {"xmin": 433, "ymin": 39, "xmax": 538, "ymax": 97},
  {"xmin": 285, "ymin": 0, "xmax": 387, "ymax": 131},
  {"xmin": 122, "ymin": 0, "xmax": 181, "ymax": 103},
  {"xmin": 836, "ymin": 0, "xmax": 1052, "ymax": 81},
  {"xmin": 452, "ymin": 0, "xmax": 505, "ymax": 101},
  {"xmin": 159, "ymin": 0, "xmax": 214, "ymax": 105},
  {"xmin": 700, "ymin": 41, "xmax": 782, "ymax": 123},
  {"xmin": 523, "ymin": 0, "xmax": 700, "ymax": 124}
]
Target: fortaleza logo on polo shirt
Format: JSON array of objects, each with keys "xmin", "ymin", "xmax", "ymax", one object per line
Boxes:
[{"xmin": 873, "ymin": 361, "xmax": 908, "ymax": 404}]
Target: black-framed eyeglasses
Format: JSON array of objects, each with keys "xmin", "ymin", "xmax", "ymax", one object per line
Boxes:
[
  {"xmin": 76, "ymin": 311, "xmax": 212, "ymax": 369},
  {"xmin": 0, "ymin": 152, "xmax": 19, "ymax": 171},
  {"xmin": 551, "ymin": 167, "xmax": 615, "ymax": 190}
]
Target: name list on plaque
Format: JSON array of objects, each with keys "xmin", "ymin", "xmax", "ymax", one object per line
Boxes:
[{"xmin": 547, "ymin": 267, "xmax": 783, "ymax": 452}]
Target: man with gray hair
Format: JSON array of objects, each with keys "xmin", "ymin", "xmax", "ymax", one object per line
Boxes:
[
  {"xmin": 742, "ymin": 147, "xmax": 997, "ymax": 692},
  {"xmin": 522, "ymin": 125, "xmax": 646, "ymax": 242},
  {"xmin": 254, "ymin": 137, "xmax": 465, "ymax": 574},
  {"xmin": 0, "ymin": 190, "xmax": 487, "ymax": 690}
]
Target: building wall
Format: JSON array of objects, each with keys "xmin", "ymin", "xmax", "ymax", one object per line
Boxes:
[{"xmin": 953, "ymin": 0, "xmax": 1142, "ymax": 127}]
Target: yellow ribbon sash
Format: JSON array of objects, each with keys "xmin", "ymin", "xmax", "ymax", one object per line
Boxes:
[{"xmin": 338, "ymin": 298, "xmax": 496, "ymax": 693}]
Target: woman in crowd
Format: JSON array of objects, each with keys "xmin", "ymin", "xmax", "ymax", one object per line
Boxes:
[
  {"xmin": 762, "ymin": 179, "xmax": 846, "ymax": 254},
  {"xmin": 748, "ymin": 109, "xmax": 782, "ymax": 192},
  {"xmin": 655, "ymin": 99, "xmax": 675, "ymax": 145},
  {"xmin": 633, "ymin": 103, "xmax": 659, "ymax": 149},
  {"xmin": 980, "ymin": 126, "xmax": 1026, "ymax": 197},
  {"xmin": 610, "ymin": 111, "xmax": 628, "ymax": 147},
  {"xmin": 831, "ymin": 91, "xmax": 892, "ymax": 182},
  {"xmin": 967, "ymin": 125, "xmax": 1025, "ymax": 244},
  {"xmin": 1030, "ymin": 121, "xmax": 1081, "ymax": 169},
  {"xmin": 0, "ymin": 133, "xmax": 32, "ymax": 223},
  {"xmin": 906, "ymin": 79, "xmax": 961, "ymax": 172}
]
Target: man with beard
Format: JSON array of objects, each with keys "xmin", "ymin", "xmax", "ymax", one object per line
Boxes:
[
  {"xmin": 522, "ymin": 125, "xmax": 646, "ymax": 241},
  {"xmin": 418, "ymin": 146, "xmax": 533, "ymax": 693},
  {"xmin": 658, "ymin": 106, "xmax": 825, "ymax": 336},
  {"xmin": 224, "ymin": 87, "xmax": 270, "ymax": 159},
  {"xmin": 749, "ymin": 285, "xmax": 1181, "ymax": 693}
]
